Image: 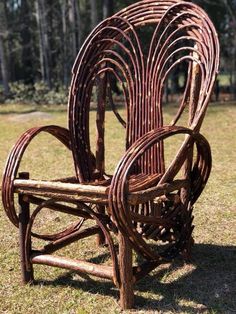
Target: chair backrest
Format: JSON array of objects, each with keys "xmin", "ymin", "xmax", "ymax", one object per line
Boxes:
[{"xmin": 68, "ymin": 0, "xmax": 219, "ymax": 182}]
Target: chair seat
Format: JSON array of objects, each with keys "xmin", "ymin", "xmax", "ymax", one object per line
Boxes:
[{"xmin": 14, "ymin": 173, "xmax": 187, "ymax": 206}]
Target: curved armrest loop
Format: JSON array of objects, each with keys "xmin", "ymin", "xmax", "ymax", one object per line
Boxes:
[
  {"xmin": 109, "ymin": 125, "xmax": 211, "ymax": 261},
  {"xmin": 2, "ymin": 125, "xmax": 71, "ymax": 227}
]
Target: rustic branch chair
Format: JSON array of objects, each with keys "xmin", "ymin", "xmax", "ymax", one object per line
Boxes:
[{"xmin": 2, "ymin": 0, "xmax": 219, "ymax": 310}]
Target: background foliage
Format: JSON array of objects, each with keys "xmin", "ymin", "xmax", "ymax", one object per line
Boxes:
[{"xmin": 0, "ymin": 0, "xmax": 236, "ymax": 103}]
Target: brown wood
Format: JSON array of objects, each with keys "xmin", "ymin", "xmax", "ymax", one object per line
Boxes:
[
  {"xmin": 127, "ymin": 179, "xmax": 188, "ymax": 205},
  {"xmin": 119, "ymin": 233, "xmax": 134, "ymax": 310},
  {"xmin": 16, "ymin": 188, "xmax": 108, "ymax": 204},
  {"xmin": 42, "ymin": 226, "xmax": 101, "ymax": 254},
  {"xmin": 14, "ymin": 179, "xmax": 108, "ymax": 195},
  {"xmin": 31, "ymin": 253, "xmax": 113, "ymax": 280},
  {"xmin": 23, "ymin": 195, "xmax": 92, "ymax": 219},
  {"xmin": 18, "ymin": 172, "xmax": 34, "ymax": 284},
  {"xmin": 96, "ymin": 69, "xmax": 107, "ymax": 178},
  {"xmin": 95, "ymin": 205, "xmax": 106, "ymax": 246},
  {"xmin": 1, "ymin": 1, "xmax": 219, "ymax": 309},
  {"xmin": 15, "ymin": 178, "xmax": 188, "ymax": 206}
]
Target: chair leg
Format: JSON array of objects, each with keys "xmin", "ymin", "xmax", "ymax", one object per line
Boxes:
[
  {"xmin": 119, "ymin": 233, "xmax": 134, "ymax": 310},
  {"xmin": 96, "ymin": 205, "xmax": 106, "ymax": 246},
  {"xmin": 18, "ymin": 172, "xmax": 34, "ymax": 284},
  {"xmin": 182, "ymin": 236, "xmax": 195, "ymax": 262}
]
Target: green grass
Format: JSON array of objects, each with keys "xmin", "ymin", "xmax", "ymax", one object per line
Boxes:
[{"xmin": 0, "ymin": 102, "xmax": 235, "ymax": 313}]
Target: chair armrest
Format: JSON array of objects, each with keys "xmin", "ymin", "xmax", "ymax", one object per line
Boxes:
[
  {"xmin": 108, "ymin": 125, "xmax": 211, "ymax": 261},
  {"xmin": 2, "ymin": 125, "xmax": 71, "ymax": 227}
]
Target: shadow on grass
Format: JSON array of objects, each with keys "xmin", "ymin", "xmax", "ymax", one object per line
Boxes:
[{"xmin": 34, "ymin": 243, "xmax": 236, "ymax": 312}]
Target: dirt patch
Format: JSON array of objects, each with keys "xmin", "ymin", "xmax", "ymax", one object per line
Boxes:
[{"xmin": 8, "ymin": 111, "xmax": 52, "ymax": 122}]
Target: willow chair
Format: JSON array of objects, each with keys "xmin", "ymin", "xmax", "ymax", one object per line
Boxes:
[{"xmin": 2, "ymin": 0, "xmax": 219, "ymax": 309}]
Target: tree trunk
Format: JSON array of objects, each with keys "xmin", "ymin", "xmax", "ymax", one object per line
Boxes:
[
  {"xmin": 35, "ymin": 0, "xmax": 52, "ymax": 88},
  {"xmin": 20, "ymin": 0, "xmax": 34, "ymax": 84},
  {"xmin": 35, "ymin": 0, "xmax": 45, "ymax": 83},
  {"xmin": 75, "ymin": 0, "xmax": 82, "ymax": 50},
  {"xmin": 0, "ymin": 35, "xmax": 9, "ymax": 96},
  {"xmin": 103, "ymin": 0, "xmax": 114, "ymax": 19},
  {"xmin": 90, "ymin": 0, "xmax": 99, "ymax": 29},
  {"xmin": 60, "ymin": 0, "xmax": 68, "ymax": 85},
  {"xmin": 223, "ymin": 0, "xmax": 236, "ymax": 100},
  {"xmin": 69, "ymin": 0, "xmax": 81, "ymax": 59},
  {"xmin": 0, "ymin": 1, "xmax": 10, "ymax": 96},
  {"xmin": 233, "ymin": 32, "xmax": 236, "ymax": 100}
]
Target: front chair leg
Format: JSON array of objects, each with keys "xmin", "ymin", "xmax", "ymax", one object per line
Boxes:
[
  {"xmin": 119, "ymin": 233, "xmax": 134, "ymax": 309},
  {"xmin": 182, "ymin": 236, "xmax": 195, "ymax": 262},
  {"xmin": 18, "ymin": 172, "xmax": 34, "ymax": 284}
]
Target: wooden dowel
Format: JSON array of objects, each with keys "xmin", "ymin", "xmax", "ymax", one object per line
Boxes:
[
  {"xmin": 189, "ymin": 45, "xmax": 201, "ymax": 124},
  {"xmin": 16, "ymin": 189, "xmax": 108, "ymax": 205},
  {"xmin": 42, "ymin": 226, "xmax": 100, "ymax": 254},
  {"xmin": 18, "ymin": 172, "xmax": 34, "ymax": 284},
  {"xmin": 31, "ymin": 254, "xmax": 113, "ymax": 280},
  {"xmin": 96, "ymin": 70, "xmax": 107, "ymax": 177},
  {"xmin": 127, "ymin": 179, "xmax": 188, "ymax": 205},
  {"xmin": 96, "ymin": 205, "xmax": 106, "ymax": 246},
  {"xmin": 14, "ymin": 179, "xmax": 108, "ymax": 196},
  {"xmin": 119, "ymin": 233, "xmax": 134, "ymax": 310},
  {"xmin": 23, "ymin": 195, "xmax": 92, "ymax": 219}
]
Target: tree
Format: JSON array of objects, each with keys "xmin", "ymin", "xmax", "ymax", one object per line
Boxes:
[
  {"xmin": 69, "ymin": 0, "xmax": 81, "ymax": 58},
  {"xmin": 193, "ymin": 0, "xmax": 236, "ymax": 99},
  {"xmin": 103, "ymin": 0, "xmax": 114, "ymax": 19},
  {"xmin": 90, "ymin": 0, "xmax": 99, "ymax": 29},
  {"xmin": 20, "ymin": 0, "xmax": 34, "ymax": 84},
  {"xmin": 0, "ymin": 0, "xmax": 235, "ymax": 101},
  {"xmin": 0, "ymin": 0, "xmax": 10, "ymax": 96},
  {"xmin": 223, "ymin": 0, "xmax": 236, "ymax": 98},
  {"xmin": 35, "ymin": 0, "xmax": 52, "ymax": 88}
]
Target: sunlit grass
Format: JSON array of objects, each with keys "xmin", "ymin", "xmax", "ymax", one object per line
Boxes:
[{"xmin": 0, "ymin": 102, "xmax": 235, "ymax": 313}]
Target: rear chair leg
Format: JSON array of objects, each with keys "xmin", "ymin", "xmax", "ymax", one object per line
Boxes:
[
  {"xmin": 18, "ymin": 172, "xmax": 34, "ymax": 284},
  {"xmin": 119, "ymin": 233, "xmax": 134, "ymax": 310},
  {"xmin": 96, "ymin": 205, "xmax": 106, "ymax": 246}
]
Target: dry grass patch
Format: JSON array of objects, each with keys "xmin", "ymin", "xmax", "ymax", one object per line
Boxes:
[{"xmin": 0, "ymin": 102, "xmax": 235, "ymax": 313}]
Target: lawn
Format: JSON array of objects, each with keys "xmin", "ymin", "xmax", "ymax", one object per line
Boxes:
[{"xmin": 0, "ymin": 102, "xmax": 235, "ymax": 314}]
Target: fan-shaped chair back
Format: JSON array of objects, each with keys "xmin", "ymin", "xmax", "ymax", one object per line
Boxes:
[{"xmin": 68, "ymin": 0, "xmax": 219, "ymax": 183}]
